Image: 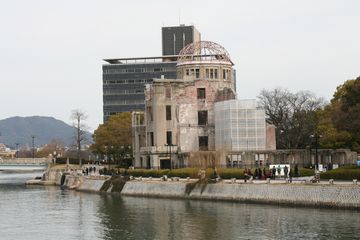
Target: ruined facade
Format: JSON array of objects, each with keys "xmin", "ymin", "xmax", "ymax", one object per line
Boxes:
[{"xmin": 132, "ymin": 41, "xmax": 276, "ymax": 169}]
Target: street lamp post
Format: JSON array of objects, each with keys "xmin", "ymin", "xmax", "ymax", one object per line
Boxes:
[{"xmin": 310, "ymin": 133, "xmax": 322, "ymax": 170}]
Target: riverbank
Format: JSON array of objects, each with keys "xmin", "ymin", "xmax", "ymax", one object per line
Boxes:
[{"xmin": 31, "ymin": 167, "xmax": 360, "ymax": 209}]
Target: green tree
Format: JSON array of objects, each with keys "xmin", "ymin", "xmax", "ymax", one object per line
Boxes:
[
  {"xmin": 91, "ymin": 112, "xmax": 132, "ymax": 167},
  {"xmin": 319, "ymin": 76, "xmax": 360, "ymax": 151}
]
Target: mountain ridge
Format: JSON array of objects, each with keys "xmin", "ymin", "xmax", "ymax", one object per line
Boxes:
[{"xmin": 0, "ymin": 116, "xmax": 92, "ymax": 148}]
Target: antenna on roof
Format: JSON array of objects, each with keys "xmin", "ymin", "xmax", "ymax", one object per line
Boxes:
[{"xmin": 178, "ymin": 9, "xmax": 181, "ymax": 25}]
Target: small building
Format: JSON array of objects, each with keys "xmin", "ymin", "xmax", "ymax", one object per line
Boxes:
[{"xmin": 0, "ymin": 143, "xmax": 16, "ymax": 159}]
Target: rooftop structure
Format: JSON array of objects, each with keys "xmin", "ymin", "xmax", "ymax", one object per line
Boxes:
[
  {"xmin": 177, "ymin": 41, "xmax": 233, "ymax": 66},
  {"xmin": 162, "ymin": 25, "xmax": 201, "ymax": 56}
]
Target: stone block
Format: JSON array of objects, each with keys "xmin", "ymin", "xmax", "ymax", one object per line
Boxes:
[{"xmin": 329, "ymin": 179, "xmax": 334, "ymax": 185}]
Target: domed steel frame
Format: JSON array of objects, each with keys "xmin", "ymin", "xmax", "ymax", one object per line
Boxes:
[{"xmin": 177, "ymin": 41, "xmax": 233, "ymax": 65}]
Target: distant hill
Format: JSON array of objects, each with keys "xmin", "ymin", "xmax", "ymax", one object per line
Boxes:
[{"xmin": 0, "ymin": 116, "xmax": 92, "ymax": 149}]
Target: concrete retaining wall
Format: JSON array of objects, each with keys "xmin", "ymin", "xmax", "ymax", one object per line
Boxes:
[
  {"xmin": 77, "ymin": 177, "xmax": 108, "ymax": 192},
  {"xmin": 42, "ymin": 169, "xmax": 360, "ymax": 209},
  {"xmin": 121, "ymin": 181, "xmax": 360, "ymax": 209},
  {"xmin": 121, "ymin": 181, "xmax": 189, "ymax": 198},
  {"xmin": 189, "ymin": 183, "xmax": 360, "ymax": 208}
]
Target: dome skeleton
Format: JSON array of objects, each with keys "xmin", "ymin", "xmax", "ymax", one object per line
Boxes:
[{"xmin": 177, "ymin": 41, "xmax": 233, "ymax": 66}]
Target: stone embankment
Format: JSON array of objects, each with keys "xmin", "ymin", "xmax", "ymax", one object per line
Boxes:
[{"xmin": 32, "ymin": 168, "xmax": 360, "ymax": 209}]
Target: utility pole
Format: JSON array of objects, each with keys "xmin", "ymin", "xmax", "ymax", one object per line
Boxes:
[
  {"xmin": 15, "ymin": 143, "xmax": 19, "ymax": 158},
  {"xmin": 31, "ymin": 135, "xmax": 35, "ymax": 159}
]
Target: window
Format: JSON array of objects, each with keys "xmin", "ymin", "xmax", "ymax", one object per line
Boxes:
[
  {"xmin": 186, "ymin": 69, "xmax": 190, "ymax": 76},
  {"xmin": 199, "ymin": 136, "xmax": 208, "ymax": 151},
  {"xmin": 214, "ymin": 69, "xmax": 218, "ymax": 79},
  {"xmin": 166, "ymin": 131, "xmax": 172, "ymax": 145},
  {"xmin": 223, "ymin": 69, "xmax": 229, "ymax": 80},
  {"xmin": 166, "ymin": 105, "xmax": 172, "ymax": 120},
  {"xmin": 147, "ymin": 107, "xmax": 153, "ymax": 121},
  {"xmin": 165, "ymin": 86, "xmax": 171, "ymax": 99},
  {"xmin": 205, "ymin": 69, "xmax": 209, "ymax": 78},
  {"xmin": 195, "ymin": 68, "xmax": 200, "ymax": 78},
  {"xmin": 210, "ymin": 69, "xmax": 214, "ymax": 79},
  {"xmin": 149, "ymin": 132, "xmax": 154, "ymax": 146},
  {"xmin": 197, "ymin": 88, "xmax": 206, "ymax": 99},
  {"xmin": 198, "ymin": 111, "xmax": 208, "ymax": 125}
]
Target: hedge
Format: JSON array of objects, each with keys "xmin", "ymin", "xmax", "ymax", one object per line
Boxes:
[
  {"xmin": 122, "ymin": 167, "xmax": 314, "ymax": 179},
  {"xmin": 320, "ymin": 167, "xmax": 360, "ymax": 180}
]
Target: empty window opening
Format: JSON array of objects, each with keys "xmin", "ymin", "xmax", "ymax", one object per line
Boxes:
[
  {"xmin": 199, "ymin": 136, "xmax": 209, "ymax": 151},
  {"xmin": 195, "ymin": 68, "xmax": 200, "ymax": 78},
  {"xmin": 149, "ymin": 132, "xmax": 154, "ymax": 146},
  {"xmin": 165, "ymin": 86, "xmax": 171, "ymax": 99},
  {"xmin": 197, "ymin": 88, "xmax": 206, "ymax": 99},
  {"xmin": 166, "ymin": 105, "xmax": 172, "ymax": 120},
  {"xmin": 166, "ymin": 131, "xmax": 172, "ymax": 145},
  {"xmin": 198, "ymin": 111, "xmax": 208, "ymax": 125}
]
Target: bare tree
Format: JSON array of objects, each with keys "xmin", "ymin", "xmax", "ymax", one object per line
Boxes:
[
  {"xmin": 258, "ymin": 88, "xmax": 326, "ymax": 149},
  {"xmin": 71, "ymin": 109, "xmax": 88, "ymax": 166}
]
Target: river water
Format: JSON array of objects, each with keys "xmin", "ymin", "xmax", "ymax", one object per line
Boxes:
[{"xmin": 0, "ymin": 172, "xmax": 359, "ymax": 240}]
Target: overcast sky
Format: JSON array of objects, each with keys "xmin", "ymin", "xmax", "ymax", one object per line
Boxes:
[{"xmin": 1, "ymin": 0, "xmax": 359, "ymax": 130}]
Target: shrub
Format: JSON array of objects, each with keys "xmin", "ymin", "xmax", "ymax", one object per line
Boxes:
[
  {"xmin": 321, "ymin": 168, "xmax": 360, "ymax": 180},
  {"xmin": 298, "ymin": 168, "xmax": 315, "ymax": 177},
  {"xmin": 217, "ymin": 168, "xmax": 244, "ymax": 179},
  {"xmin": 127, "ymin": 169, "xmax": 169, "ymax": 178},
  {"xmin": 167, "ymin": 168, "xmax": 198, "ymax": 178}
]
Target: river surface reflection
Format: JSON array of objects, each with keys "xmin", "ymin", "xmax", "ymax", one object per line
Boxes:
[{"xmin": 0, "ymin": 172, "xmax": 359, "ymax": 240}]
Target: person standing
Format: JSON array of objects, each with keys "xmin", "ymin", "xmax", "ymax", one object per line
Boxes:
[
  {"xmin": 244, "ymin": 168, "xmax": 248, "ymax": 182},
  {"xmin": 277, "ymin": 165, "xmax": 281, "ymax": 177},
  {"xmin": 284, "ymin": 165, "xmax": 289, "ymax": 180},
  {"xmin": 272, "ymin": 166, "xmax": 276, "ymax": 179},
  {"xmin": 258, "ymin": 168, "xmax": 263, "ymax": 180},
  {"xmin": 289, "ymin": 168, "xmax": 293, "ymax": 183},
  {"xmin": 294, "ymin": 164, "xmax": 299, "ymax": 177}
]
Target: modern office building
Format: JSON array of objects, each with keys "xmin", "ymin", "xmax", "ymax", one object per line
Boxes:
[
  {"xmin": 102, "ymin": 57, "xmax": 177, "ymax": 121},
  {"xmin": 162, "ymin": 25, "xmax": 201, "ymax": 56},
  {"xmin": 102, "ymin": 25, "xmax": 201, "ymax": 122}
]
